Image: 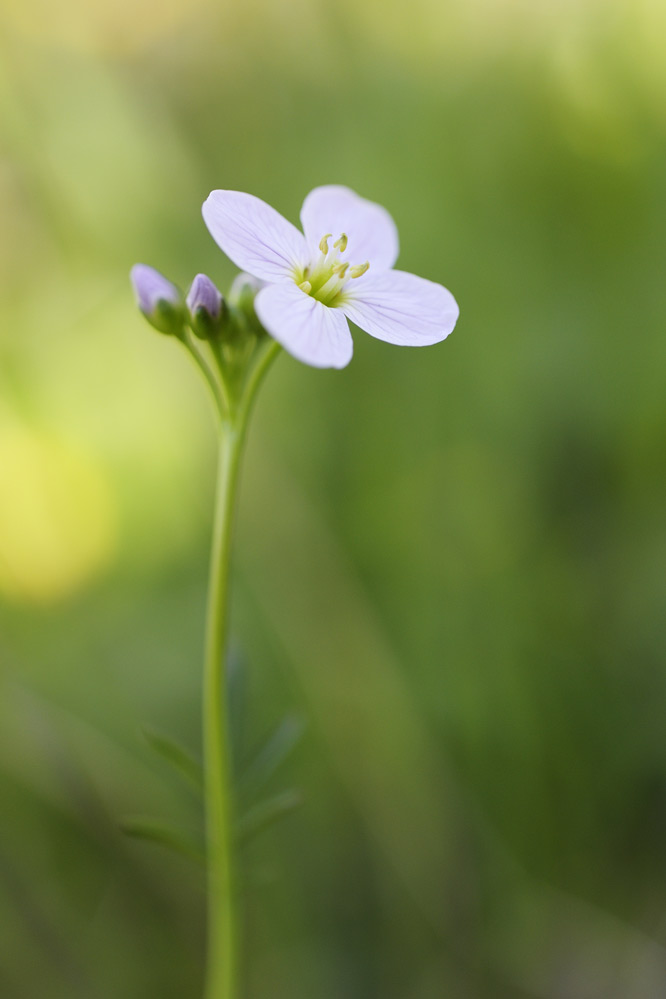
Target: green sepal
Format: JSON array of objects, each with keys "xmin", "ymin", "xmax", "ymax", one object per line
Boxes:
[
  {"xmin": 144, "ymin": 297, "xmax": 186, "ymax": 336},
  {"xmin": 189, "ymin": 301, "xmax": 229, "ymax": 341},
  {"xmin": 143, "ymin": 298, "xmax": 185, "ymax": 336}
]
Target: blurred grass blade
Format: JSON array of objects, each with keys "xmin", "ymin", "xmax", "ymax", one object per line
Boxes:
[
  {"xmin": 238, "ymin": 715, "xmax": 305, "ymax": 798},
  {"xmin": 142, "ymin": 727, "xmax": 203, "ymax": 792},
  {"xmin": 120, "ymin": 816, "xmax": 204, "ymax": 863},
  {"xmin": 236, "ymin": 789, "xmax": 303, "ymax": 845}
]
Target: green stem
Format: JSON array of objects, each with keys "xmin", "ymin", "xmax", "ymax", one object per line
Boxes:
[
  {"xmin": 203, "ymin": 422, "xmax": 242, "ymax": 999},
  {"xmin": 202, "ymin": 337, "xmax": 281, "ymax": 999},
  {"xmin": 181, "ymin": 330, "xmax": 227, "ymax": 416}
]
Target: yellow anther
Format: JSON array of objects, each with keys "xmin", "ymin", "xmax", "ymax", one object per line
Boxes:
[
  {"xmin": 299, "ymin": 280, "xmax": 312, "ymax": 294},
  {"xmin": 332, "ymin": 262, "xmax": 349, "ymax": 278},
  {"xmin": 318, "ymin": 233, "xmax": 333, "ymax": 254},
  {"xmin": 333, "ymin": 233, "xmax": 348, "ymax": 253},
  {"xmin": 350, "ymin": 262, "xmax": 370, "ymax": 279}
]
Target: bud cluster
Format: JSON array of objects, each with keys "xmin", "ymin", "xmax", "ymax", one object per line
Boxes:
[{"xmin": 130, "ymin": 264, "xmax": 261, "ymax": 343}]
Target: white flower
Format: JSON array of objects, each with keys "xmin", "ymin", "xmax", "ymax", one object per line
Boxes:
[{"xmin": 202, "ymin": 185, "xmax": 459, "ymax": 369}]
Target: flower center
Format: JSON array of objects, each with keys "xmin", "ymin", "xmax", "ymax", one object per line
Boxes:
[{"xmin": 295, "ymin": 233, "xmax": 369, "ymax": 307}]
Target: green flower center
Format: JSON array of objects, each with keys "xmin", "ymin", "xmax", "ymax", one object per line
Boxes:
[{"xmin": 294, "ymin": 233, "xmax": 369, "ymax": 307}]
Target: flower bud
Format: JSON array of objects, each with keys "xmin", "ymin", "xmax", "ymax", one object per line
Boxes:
[
  {"xmin": 186, "ymin": 273, "xmax": 226, "ymax": 340},
  {"xmin": 229, "ymin": 272, "xmax": 263, "ymax": 312},
  {"xmin": 228, "ymin": 272, "xmax": 265, "ymax": 335},
  {"xmin": 130, "ymin": 264, "xmax": 185, "ymax": 336}
]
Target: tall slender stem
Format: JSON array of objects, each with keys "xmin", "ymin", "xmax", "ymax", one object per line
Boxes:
[
  {"xmin": 202, "ymin": 337, "xmax": 281, "ymax": 999},
  {"xmin": 203, "ymin": 419, "xmax": 243, "ymax": 999}
]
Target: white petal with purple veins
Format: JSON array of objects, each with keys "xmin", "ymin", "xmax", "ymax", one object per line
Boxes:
[
  {"xmin": 342, "ymin": 270, "xmax": 459, "ymax": 347},
  {"xmin": 300, "ymin": 186, "xmax": 399, "ymax": 272},
  {"xmin": 203, "ymin": 191, "xmax": 308, "ymax": 283},
  {"xmin": 255, "ymin": 283, "xmax": 353, "ymax": 369}
]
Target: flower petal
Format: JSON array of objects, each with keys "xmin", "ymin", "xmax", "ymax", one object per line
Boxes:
[
  {"xmin": 202, "ymin": 191, "xmax": 308, "ymax": 282},
  {"xmin": 342, "ymin": 270, "xmax": 459, "ymax": 346},
  {"xmin": 255, "ymin": 283, "xmax": 353, "ymax": 369},
  {"xmin": 300, "ymin": 186, "xmax": 399, "ymax": 272}
]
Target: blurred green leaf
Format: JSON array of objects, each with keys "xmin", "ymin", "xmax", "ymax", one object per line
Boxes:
[
  {"xmin": 238, "ymin": 715, "xmax": 305, "ymax": 799},
  {"xmin": 120, "ymin": 816, "xmax": 204, "ymax": 864},
  {"xmin": 236, "ymin": 789, "xmax": 303, "ymax": 845},
  {"xmin": 142, "ymin": 727, "xmax": 203, "ymax": 793}
]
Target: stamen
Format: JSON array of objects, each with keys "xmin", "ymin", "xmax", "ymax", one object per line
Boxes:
[{"xmin": 299, "ymin": 238, "xmax": 369, "ymax": 305}]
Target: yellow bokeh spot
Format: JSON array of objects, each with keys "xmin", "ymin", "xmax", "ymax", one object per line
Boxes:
[
  {"xmin": 0, "ymin": 423, "xmax": 116, "ymax": 604},
  {"xmin": 2, "ymin": 0, "xmax": 211, "ymax": 54}
]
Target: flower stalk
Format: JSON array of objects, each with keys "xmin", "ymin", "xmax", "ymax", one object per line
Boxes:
[
  {"xmin": 201, "ymin": 336, "xmax": 280, "ymax": 999},
  {"xmin": 202, "ymin": 420, "xmax": 241, "ymax": 999}
]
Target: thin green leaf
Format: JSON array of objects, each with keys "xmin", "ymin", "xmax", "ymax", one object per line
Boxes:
[
  {"xmin": 236, "ymin": 789, "xmax": 303, "ymax": 845},
  {"xmin": 238, "ymin": 715, "xmax": 305, "ymax": 798},
  {"xmin": 142, "ymin": 727, "xmax": 203, "ymax": 792},
  {"xmin": 120, "ymin": 816, "xmax": 204, "ymax": 863}
]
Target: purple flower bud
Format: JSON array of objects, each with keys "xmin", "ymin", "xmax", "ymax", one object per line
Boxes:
[
  {"xmin": 130, "ymin": 264, "xmax": 184, "ymax": 335},
  {"xmin": 186, "ymin": 273, "xmax": 226, "ymax": 340},
  {"xmin": 131, "ymin": 264, "xmax": 179, "ymax": 313},
  {"xmin": 187, "ymin": 273, "xmax": 223, "ymax": 320}
]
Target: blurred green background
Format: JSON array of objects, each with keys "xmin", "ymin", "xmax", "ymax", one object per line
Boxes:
[{"xmin": 1, "ymin": 0, "xmax": 666, "ymax": 995}]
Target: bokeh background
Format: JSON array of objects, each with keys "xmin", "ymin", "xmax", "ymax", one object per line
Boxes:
[{"xmin": 1, "ymin": 0, "xmax": 666, "ymax": 995}]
